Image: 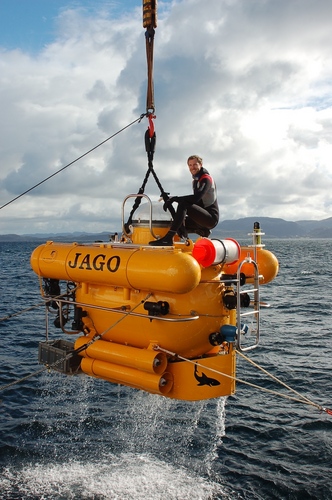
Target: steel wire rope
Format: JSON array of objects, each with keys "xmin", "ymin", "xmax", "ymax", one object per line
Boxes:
[
  {"xmin": 236, "ymin": 349, "xmax": 316, "ymax": 406},
  {"xmin": 235, "ymin": 349, "xmax": 332, "ymax": 414},
  {"xmin": 0, "ymin": 301, "xmax": 47, "ymax": 323},
  {"xmin": 0, "ymin": 114, "xmax": 146, "ymax": 211},
  {"xmin": 0, "ymin": 285, "xmax": 79, "ymax": 324},
  {"xmin": 154, "ymin": 345, "xmax": 331, "ymax": 414}
]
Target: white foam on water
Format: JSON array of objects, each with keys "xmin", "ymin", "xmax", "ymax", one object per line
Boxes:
[
  {"xmin": 2, "ymin": 372, "xmax": 231, "ymax": 498},
  {"xmin": 0, "ymin": 452, "xmax": 229, "ymax": 499}
]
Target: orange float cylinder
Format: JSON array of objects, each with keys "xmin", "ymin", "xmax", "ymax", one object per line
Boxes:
[
  {"xmin": 223, "ymin": 247, "xmax": 279, "ymax": 284},
  {"xmin": 81, "ymin": 358, "xmax": 173, "ymax": 395},
  {"xmin": 75, "ymin": 337, "xmax": 167, "ymax": 375}
]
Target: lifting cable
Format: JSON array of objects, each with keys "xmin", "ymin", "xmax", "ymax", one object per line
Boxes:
[
  {"xmin": 154, "ymin": 345, "xmax": 332, "ymax": 416},
  {"xmin": 143, "ymin": 0, "xmax": 157, "ymax": 114},
  {"xmin": 125, "ymin": 0, "xmax": 174, "ymax": 231},
  {"xmin": 0, "ymin": 114, "xmax": 146, "ymax": 211}
]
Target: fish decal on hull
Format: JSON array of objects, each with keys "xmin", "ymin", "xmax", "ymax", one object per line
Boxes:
[{"xmin": 194, "ymin": 363, "xmax": 220, "ymax": 387}]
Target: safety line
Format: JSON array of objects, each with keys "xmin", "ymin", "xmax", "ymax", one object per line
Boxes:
[
  {"xmin": 0, "ymin": 286, "xmax": 78, "ymax": 324},
  {"xmin": 236, "ymin": 349, "xmax": 332, "ymax": 415},
  {"xmin": 0, "ymin": 301, "xmax": 45, "ymax": 323},
  {"xmin": 0, "ymin": 114, "xmax": 146, "ymax": 211},
  {"xmin": 236, "ymin": 349, "xmax": 315, "ymax": 405},
  {"xmin": 0, "ymin": 367, "xmax": 49, "ymax": 393},
  {"xmin": 154, "ymin": 345, "xmax": 331, "ymax": 414}
]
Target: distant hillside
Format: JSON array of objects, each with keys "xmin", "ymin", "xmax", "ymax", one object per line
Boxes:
[
  {"xmin": 214, "ymin": 216, "xmax": 332, "ymax": 239},
  {"xmin": 1, "ymin": 217, "xmax": 332, "ymax": 241},
  {"xmin": 297, "ymin": 217, "xmax": 332, "ymax": 238},
  {"xmin": 216, "ymin": 217, "xmax": 301, "ymax": 239}
]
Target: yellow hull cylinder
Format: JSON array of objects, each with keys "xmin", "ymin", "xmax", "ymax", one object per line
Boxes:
[
  {"xmin": 30, "ymin": 242, "xmax": 201, "ymax": 294},
  {"xmin": 74, "ymin": 337, "xmax": 167, "ymax": 375},
  {"xmin": 78, "ymin": 342, "xmax": 235, "ymax": 400},
  {"xmin": 81, "ymin": 358, "xmax": 173, "ymax": 395},
  {"xmin": 223, "ymin": 247, "xmax": 279, "ymax": 284}
]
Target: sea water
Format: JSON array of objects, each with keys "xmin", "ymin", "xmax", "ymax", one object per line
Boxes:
[{"xmin": 0, "ymin": 240, "xmax": 331, "ymax": 499}]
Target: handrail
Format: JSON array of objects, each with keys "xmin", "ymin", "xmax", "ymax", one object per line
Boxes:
[
  {"xmin": 51, "ymin": 298, "xmax": 199, "ymax": 335},
  {"xmin": 122, "ymin": 193, "xmax": 159, "ymax": 240},
  {"xmin": 236, "ymin": 257, "xmax": 260, "ymax": 352}
]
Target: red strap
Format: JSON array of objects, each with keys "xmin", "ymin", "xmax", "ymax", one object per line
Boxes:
[
  {"xmin": 323, "ymin": 407, "xmax": 332, "ymax": 416},
  {"xmin": 148, "ymin": 113, "xmax": 156, "ymax": 138}
]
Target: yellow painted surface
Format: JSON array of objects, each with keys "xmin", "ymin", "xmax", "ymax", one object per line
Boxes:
[
  {"xmin": 31, "ymin": 232, "xmax": 278, "ymax": 400},
  {"xmin": 224, "ymin": 246, "xmax": 279, "ymax": 284},
  {"xmin": 31, "ymin": 242, "xmax": 201, "ymax": 294}
]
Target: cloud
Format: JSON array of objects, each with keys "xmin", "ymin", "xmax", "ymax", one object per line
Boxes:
[{"xmin": 1, "ymin": 0, "xmax": 332, "ymax": 234}]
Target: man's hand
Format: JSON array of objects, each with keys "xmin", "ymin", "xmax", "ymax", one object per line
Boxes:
[{"xmin": 163, "ymin": 196, "xmax": 178, "ymax": 212}]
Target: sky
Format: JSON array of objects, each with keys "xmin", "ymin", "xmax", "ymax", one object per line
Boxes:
[{"xmin": 0, "ymin": 0, "xmax": 332, "ymax": 235}]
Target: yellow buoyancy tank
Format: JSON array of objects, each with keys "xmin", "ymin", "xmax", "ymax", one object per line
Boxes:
[
  {"xmin": 30, "ymin": 241, "xmax": 201, "ymax": 294},
  {"xmin": 223, "ymin": 246, "xmax": 279, "ymax": 284}
]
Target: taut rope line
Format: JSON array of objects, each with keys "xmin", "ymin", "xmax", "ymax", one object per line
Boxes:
[
  {"xmin": 0, "ymin": 114, "xmax": 146, "ymax": 211},
  {"xmin": 154, "ymin": 345, "xmax": 332, "ymax": 415}
]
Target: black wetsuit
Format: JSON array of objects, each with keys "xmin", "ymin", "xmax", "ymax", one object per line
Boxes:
[{"xmin": 169, "ymin": 167, "xmax": 219, "ymax": 233}]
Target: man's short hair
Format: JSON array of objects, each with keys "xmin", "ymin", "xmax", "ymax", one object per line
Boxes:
[{"xmin": 187, "ymin": 155, "xmax": 203, "ymax": 165}]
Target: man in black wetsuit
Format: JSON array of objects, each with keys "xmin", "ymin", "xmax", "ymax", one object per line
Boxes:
[{"xmin": 149, "ymin": 155, "xmax": 219, "ymax": 246}]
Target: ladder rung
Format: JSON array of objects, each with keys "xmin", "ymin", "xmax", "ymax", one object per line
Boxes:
[{"xmin": 240, "ymin": 310, "xmax": 259, "ymax": 317}]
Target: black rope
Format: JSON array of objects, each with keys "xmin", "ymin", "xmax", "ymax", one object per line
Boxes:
[
  {"xmin": 145, "ymin": 129, "xmax": 176, "ymax": 218},
  {"xmin": 0, "ymin": 114, "xmax": 146, "ymax": 211},
  {"xmin": 144, "ymin": 129, "xmax": 167, "ymax": 198},
  {"xmin": 125, "ymin": 124, "xmax": 175, "ymax": 231}
]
